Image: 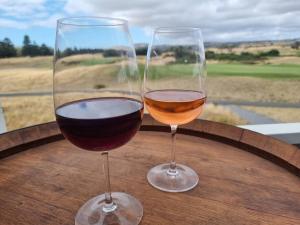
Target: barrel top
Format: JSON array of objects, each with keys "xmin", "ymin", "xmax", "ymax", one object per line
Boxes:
[{"xmin": 0, "ymin": 115, "xmax": 299, "ymax": 225}]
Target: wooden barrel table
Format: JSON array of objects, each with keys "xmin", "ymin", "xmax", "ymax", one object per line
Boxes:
[{"xmin": 0, "ymin": 115, "xmax": 299, "ymax": 225}]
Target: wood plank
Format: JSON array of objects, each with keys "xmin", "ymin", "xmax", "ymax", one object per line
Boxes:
[
  {"xmin": 0, "ymin": 131, "xmax": 299, "ymax": 225},
  {"xmin": 0, "ymin": 118, "xmax": 299, "ymax": 225},
  {"xmin": 0, "ymin": 189, "xmax": 72, "ymax": 225}
]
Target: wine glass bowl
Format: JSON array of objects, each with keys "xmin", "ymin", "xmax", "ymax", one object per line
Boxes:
[
  {"xmin": 144, "ymin": 27, "xmax": 206, "ymax": 192},
  {"xmin": 54, "ymin": 17, "xmax": 143, "ymax": 225},
  {"xmin": 144, "ymin": 89, "xmax": 206, "ymax": 125}
]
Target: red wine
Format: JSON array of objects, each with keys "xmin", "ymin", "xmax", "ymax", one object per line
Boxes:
[{"xmin": 56, "ymin": 97, "xmax": 143, "ymax": 151}]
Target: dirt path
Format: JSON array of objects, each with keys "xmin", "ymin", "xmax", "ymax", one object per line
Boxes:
[
  {"xmin": 211, "ymin": 100, "xmax": 300, "ymax": 108},
  {"xmin": 225, "ymin": 105, "xmax": 278, "ymax": 124}
]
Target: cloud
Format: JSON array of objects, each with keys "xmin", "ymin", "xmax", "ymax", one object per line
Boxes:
[
  {"xmin": 0, "ymin": 0, "xmax": 46, "ymax": 18},
  {"xmin": 0, "ymin": 0, "xmax": 300, "ymax": 41},
  {"xmin": 63, "ymin": 0, "xmax": 300, "ymax": 41},
  {"xmin": 0, "ymin": 18, "xmax": 28, "ymax": 29},
  {"xmin": 0, "ymin": 0, "xmax": 64, "ymax": 29},
  {"xmin": 32, "ymin": 13, "xmax": 64, "ymax": 28}
]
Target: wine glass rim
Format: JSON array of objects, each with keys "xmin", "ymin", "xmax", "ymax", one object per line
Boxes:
[
  {"xmin": 154, "ymin": 26, "xmax": 202, "ymax": 33},
  {"xmin": 57, "ymin": 16, "xmax": 128, "ymax": 27}
]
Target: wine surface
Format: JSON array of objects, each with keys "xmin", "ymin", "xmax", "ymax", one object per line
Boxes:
[
  {"xmin": 56, "ymin": 97, "xmax": 143, "ymax": 151},
  {"xmin": 144, "ymin": 90, "xmax": 206, "ymax": 125}
]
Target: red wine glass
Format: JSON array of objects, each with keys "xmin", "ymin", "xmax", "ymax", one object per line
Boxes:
[{"xmin": 54, "ymin": 17, "xmax": 143, "ymax": 225}]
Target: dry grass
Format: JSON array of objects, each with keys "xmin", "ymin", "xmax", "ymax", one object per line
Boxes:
[
  {"xmin": 207, "ymin": 76, "xmax": 300, "ymax": 103},
  {"xmin": 0, "ymin": 59, "xmax": 146, "ymax": 93},
  {"xmin": 54, "ymin": 64, "xmax": 117, "ymax": 89},
  {"xmin": 0, "ymin": 56, "xmax": 52, "ymax": 69},
  {"xmin": 60, "ymin": 53, "xmax": 103, "ymax": 63},
  {"xmin": 207, "ymin": 43, "xmax": 299, "ymax": 56},
  {"xmin": 265, "ymin": 56, "xmax": 300, "ymax": 65},
  {"xmin": 0, "ymin": 55, "xmax": 298, "ymax": 131},
  {"xmin": 0, "ymin": 63, "xmax": 117, "ymax": 93},
  {"xmin": 202, "ymin": 104, "xmax": 247, "ymax": 125},
  {"xmin": 0, "ymin": 96, "xmax": 245, "ymax": 132},
  {"xmin": 1, "ymin": 96, "xmax": 54, "ymax": 131},
  {"xmin": 243, "ymin": 106, "xmax": 300, "ymax": 123},
  {"xmin": 1, "ymin": 56, "xmax": 300, "ymax": 103},
  {"xmin": 0, "ymin": 68, "xmax": 52, "ymax": 92},
  {"xmin": 146, "ymin": 76, "xmax": 300, "ymax": 104},
  {"xmin": 150, "ymin": 56, "xmax": 176, "ymax": 65}
]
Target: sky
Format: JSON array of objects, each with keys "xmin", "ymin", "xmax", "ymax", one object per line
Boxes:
[{"xmin": 0, "ymin": 0, "xmax": 300, "ymax": 47}]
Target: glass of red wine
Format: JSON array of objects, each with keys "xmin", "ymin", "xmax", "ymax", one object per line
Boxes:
[
  {"xmin": 54, "ymin": 17, "xmax": 143, "ymax": 225},
  {"xmin": 144, "ymin": 27, "xmax": 206, "ymax": 192}
]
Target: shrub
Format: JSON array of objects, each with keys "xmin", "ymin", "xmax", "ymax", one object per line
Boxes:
[
  {"xmin": 205, "ymin": 50, "xmax": 216, "ymax": 59},
  {"xmin": 258, "ymin": 49, "xmax": 280, "ymax": 57},
  {"xmin": 174, "ymin": 46, "xmax": 196, "ymax": 63},
  {"xmin": 136, "ymin": 47, "xmax": 147, "ymax": 56},
  {"xmin": 291, "ymin": 41, "xmax": 300, "ymax": 49},
  {"xmin": 103, "ymin": 49, "xmax": 119, "ymax": 57},
  {"xmin": 94, "ymin": 84, "xmax": 106, "ymax": 89}
]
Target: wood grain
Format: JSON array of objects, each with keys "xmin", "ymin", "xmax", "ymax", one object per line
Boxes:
[{"xmin": 0, "ymin": 115, "xmax": 299, "ymax": 224}]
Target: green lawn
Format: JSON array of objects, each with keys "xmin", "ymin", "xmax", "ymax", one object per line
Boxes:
[
  {"xmin": 142, "ymin": 63, "xmax": 300, "ymax": 79},
  {"xmin": 143, "ymin": 64, "xmax": 196, "ymax": 79},
  {"xmin": 1, "ymin": 55, "xmax": 300, "ymax": 79},
  {"xmin": 79, "ymin": 57, "xmax": 120, "ymax": 66}
]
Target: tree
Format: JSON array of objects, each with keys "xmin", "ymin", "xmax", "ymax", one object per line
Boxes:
[
  {"xmin": 174, "ymin": 46, "xmax": 196, "ymax": 63},
  {"xmin": 21, "ymin": 35, "xmax": 32, "ymax": 56},
  {"xmin": 30, "ymin": 41, "xmax": 40, "ymax": 56},
  {"xmin": 39, "ymin": 44, "xmax": 53, "ymax": 56},
  {"xmin": 23, "ymin": 35, "xmax": 30, "ymax": 46},
  {"xmin": 21, "ymin": 35, "xmax": 53, "ymax": 57},
  {"xmin": 136, "ymin": 47, "xmax": 147, "ymax": 56},
  {"xmin": 63, "ymin": 48, "xmax": 74, "ymax": 56},
  {"xmin": 0, "ymin": 37, "xmax": 17, "ymax": 58}
]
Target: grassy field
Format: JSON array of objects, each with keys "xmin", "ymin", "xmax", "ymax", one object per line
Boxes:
[
  {"xmin": 207, "ymin": 42, "xmax": 300, "ymax": 56},
  {"xmin": 1, "ymin": 96, "xmax": 54, "ymax": 131},
  {"xmin": 1, "ymin": 43, "xmax": 300, "ymax": 131},
  {"xmin": 1, "ymin": 95, "xmax": 245, "ymax": 131},
  {"xmin": 0, "ymin": 56, "xmax": 52, "ymax": 69},
  {"xmin": 242, "ymin": 106, "xmax": 300, "ymax": 123},
  {"xmin": 146, "ymin": 63, "xmax": 300, "ymax": 79},
  {"xmin": 207, "ymin": 63, "xmax": 300, "ymax": 79}
]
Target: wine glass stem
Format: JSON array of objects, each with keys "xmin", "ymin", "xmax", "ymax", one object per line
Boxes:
[
  {"xmin": 101, "ymin": 151, "xmax": 117, "ymax": 213},
  {"xmin": 168, "ymin": 124, "xmax": 178, "ymax": 176}
]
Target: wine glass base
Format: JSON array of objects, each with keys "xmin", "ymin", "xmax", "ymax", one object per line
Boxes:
[
  {"xmin": 147, "ymin": 163, "xmax": 199, "ymax": 192},
  {"xmin": 75, "ymin": 192, "xmax": 143, "ymax": 225}
]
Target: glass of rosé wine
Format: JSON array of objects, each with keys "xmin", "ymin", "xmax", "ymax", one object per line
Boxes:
[{"xmin": 144, "ymin": 27, "xmax": 206, "ymax": 192}]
